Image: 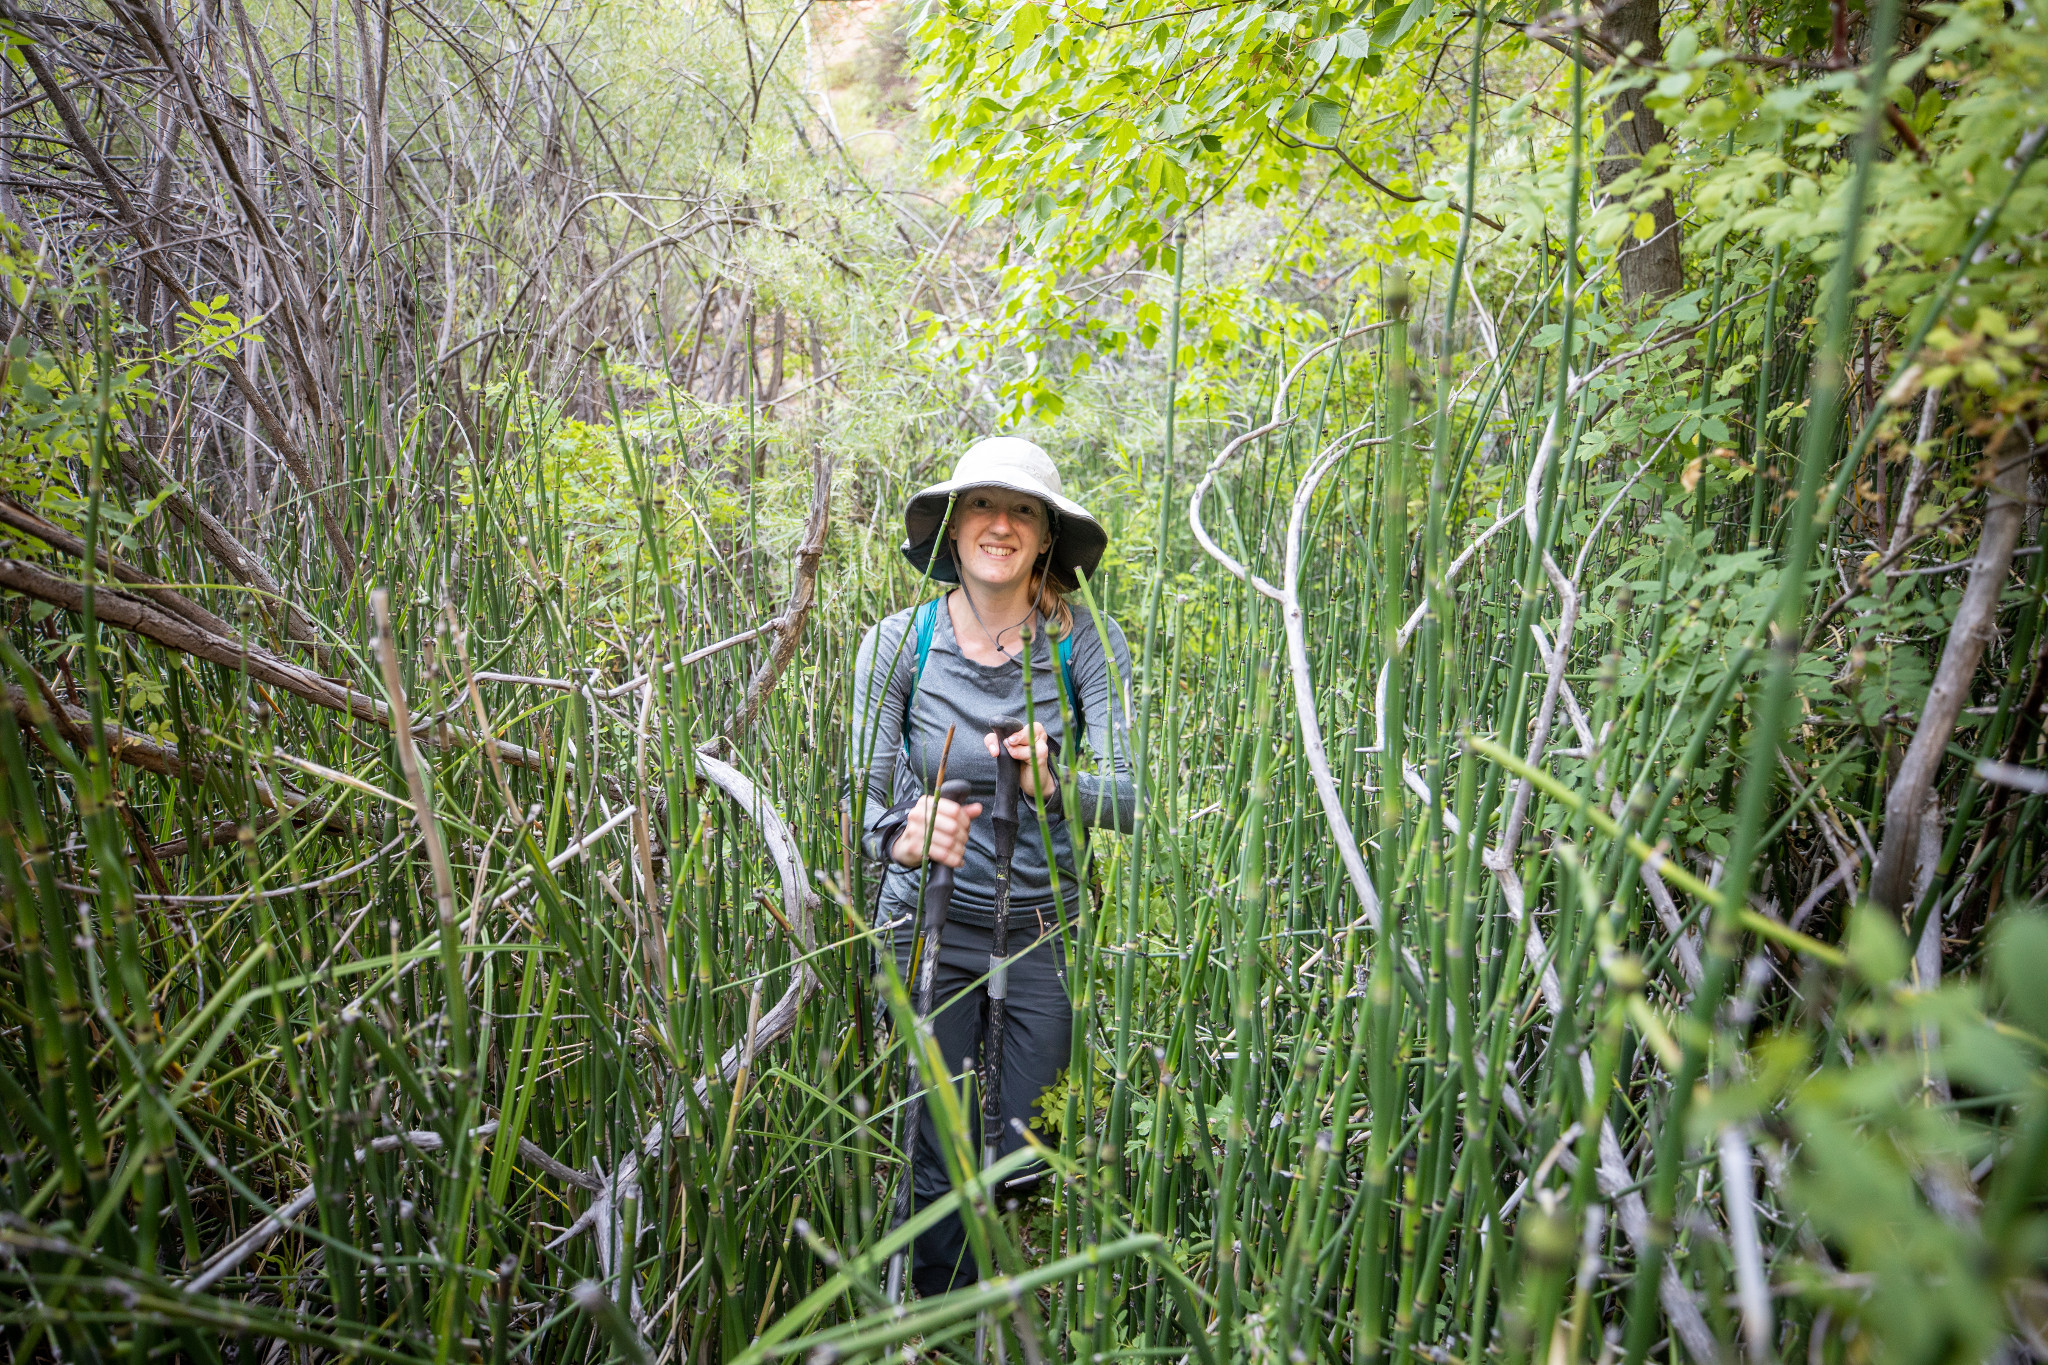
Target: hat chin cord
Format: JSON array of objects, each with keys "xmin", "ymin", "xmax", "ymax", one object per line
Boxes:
[{"xmin": 950, "ymin": 525, "xmax": 1056, "ymax": 658}]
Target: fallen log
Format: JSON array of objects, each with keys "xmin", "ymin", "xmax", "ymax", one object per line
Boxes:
[
  {"xmin": 0, "ymin": 558, "xmax": 546, "ymax": 771},
  {"xmin": 2, "ymin": 684, "xmax": 356, "ymax": 837},
  {"xmin": 114, "ymin": 446, "xmax": 337, "ymax": 669},
  {"xmin": 0, "ymin": 497, "xmax": 241, "ymax": 642}
]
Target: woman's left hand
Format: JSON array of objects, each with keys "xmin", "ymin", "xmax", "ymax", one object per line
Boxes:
[{"xmin": 986, "ymin": 722, "xmax": 1057, "ymax": 801}]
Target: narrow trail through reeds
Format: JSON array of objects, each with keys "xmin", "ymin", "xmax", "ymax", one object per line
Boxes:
[{"xmin": 2, "ymin": 0, "xmax": 2046, "ymax": 1359}]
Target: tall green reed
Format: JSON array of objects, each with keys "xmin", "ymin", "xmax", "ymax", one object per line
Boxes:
[{"xmin": 6, "ymin": 10, "xmax": 2047, "ymax": 1364}]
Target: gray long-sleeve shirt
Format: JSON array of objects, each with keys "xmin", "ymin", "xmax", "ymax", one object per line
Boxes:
[{"xmin": 850, "ymin": 596, "xmax": 1138, "ymax": 928}]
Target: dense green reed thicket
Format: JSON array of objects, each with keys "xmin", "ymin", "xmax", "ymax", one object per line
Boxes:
[{"xmin": 3, "ymin": 0, "xmax": 2047, "ymax": 1356}]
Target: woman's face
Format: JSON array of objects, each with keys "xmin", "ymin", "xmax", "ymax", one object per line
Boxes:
[{"xmin": 949, "ymin": 487, "xmax": 1050, "ymax": 594}]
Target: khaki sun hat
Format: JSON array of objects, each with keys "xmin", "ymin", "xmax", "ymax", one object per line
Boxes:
[{"xmin": 901, "ymin": 437, "xmax": 1108, "ymax": 590}]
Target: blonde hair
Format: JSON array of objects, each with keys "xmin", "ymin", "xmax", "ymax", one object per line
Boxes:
[{"xmin": 1029, "ymin": 565, "xmax": 1076, "ymax": 641}]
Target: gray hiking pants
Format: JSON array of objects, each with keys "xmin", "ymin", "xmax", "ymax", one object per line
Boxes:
[{"xmin": 889, "ymin": 913, "xmax": 1073, "ymax": 1298}]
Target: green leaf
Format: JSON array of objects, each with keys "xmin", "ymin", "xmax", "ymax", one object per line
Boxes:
[
  {"xmin": 1378, "ymin": 0, "xmax": 1436, "ymax": 46},
  {"xmin": 1991, "ymin": 912, "xmax": 2048, "ymax": 1039},
  {"xmin": 1010, "ymin": 2, "xmax": 1046, "ymax": 43},
  {"xmin": 1306, "ymin": 99, "xmax": 1345, "ymax": 140},
  {"xmin": 1306, "ymin": 26, "xmax": 1370, "ymax": 68},
  {"xmin": 1846, "ymin": 904, "xmax": 1910, "ymax": 988}
]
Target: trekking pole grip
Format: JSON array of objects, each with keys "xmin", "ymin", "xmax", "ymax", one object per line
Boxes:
[{"xmin": 990, "ymin": 716, "xmax": 1024, "ymax": 824}]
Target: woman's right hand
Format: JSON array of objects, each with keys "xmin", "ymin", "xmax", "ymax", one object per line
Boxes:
[{"xmin": 890, "ymin": 793, "xmax": 983, "ymax": 869}]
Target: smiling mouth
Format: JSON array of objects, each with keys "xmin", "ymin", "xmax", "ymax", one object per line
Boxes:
[{"xmin": 979, "ymin": 544, "xmax": 1018, "ymax": 559}]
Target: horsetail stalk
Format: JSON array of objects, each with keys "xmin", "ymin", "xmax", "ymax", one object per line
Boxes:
[{"xmin": 2, "ymin": 0, "xmax": 2043, "ymax": 1358}]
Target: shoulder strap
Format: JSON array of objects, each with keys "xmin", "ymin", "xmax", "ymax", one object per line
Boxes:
[
  {"xmin": 903, "ymin": 597, "xmax": 1083, "ymax": 737},
  {"xmin": 1055, "ymin": 632, "xmax": 1082, "ymax": 734},
  {"xmin": 904, "ymin": 598, "xmax": 942, "ymax": 734}
]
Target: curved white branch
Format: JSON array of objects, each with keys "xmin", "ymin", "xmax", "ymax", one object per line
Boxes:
[
  {"xmin": 1283, "ymin": 423, "xmax": 1384, "ymax": 933},
  {"xmin": 1188, "ymin": 416, "xmax": 1292, "ymax": 599},
  {"xmin": 1187, "ymin": 321, "xmax": 1391, "ymax": 601},
  {"xmin": 588, "ymin": 746, "xmax": 820, "ymax": 1325},
  {"xmin": 1720, "ymin": 1124, "xmax": 1775, "ymax": 1364},
  {"xmin": 193, "ymin": 749, "xmax": 818, "ymax": 1317},
  {"xmin": 181, "ymin": 1120, "xmax": 597, "ymax": 1291},
  {"xmin": 1462, "ymin": 409, "xmax": 1721, "ymax": 1360}
]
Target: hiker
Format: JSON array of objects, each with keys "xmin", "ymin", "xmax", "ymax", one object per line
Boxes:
[{"xmin": 851, "ymin": 436, "xmax": 1137, "ymax": 1298}]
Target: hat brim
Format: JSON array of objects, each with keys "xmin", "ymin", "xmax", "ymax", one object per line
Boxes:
[{"xmin": 900, "ymin": 476, "xmax": 1108, "ymax": 591}]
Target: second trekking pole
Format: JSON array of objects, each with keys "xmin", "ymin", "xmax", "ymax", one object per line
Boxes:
[
  {"xmin": 977, "ymin": 717, "xmax": 1025, "ymax": 1364},
  {"xmin": 885, "ymin": 772, "xmax": 972, "ymax": 1304},
  {"xmin": 981, "ymin": 717, "xmax": 1025, "ymax": 1176}
]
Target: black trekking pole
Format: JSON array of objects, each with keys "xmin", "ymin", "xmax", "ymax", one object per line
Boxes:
[
  {"xmin": 885, "ymin": 765, "xmax": 972, "ymax": 1305},
  {"xmin": 981, "ymin": 717, "xmax": 1025, "ymax": 1177},
  {"xmin": 976, "ymin": 718, "xmax": 1025, "ymax": 1364}
]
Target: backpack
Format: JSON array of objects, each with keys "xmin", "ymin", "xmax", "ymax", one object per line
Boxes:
[{"xmin": 903, "ymin": 596, "xmax": 1080, "ymax": 749}]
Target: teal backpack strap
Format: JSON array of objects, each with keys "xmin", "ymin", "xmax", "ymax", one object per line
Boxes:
[
  {"xmin": 903, "ymin": 598, "xmax": 942, "ymax": 751},
  {"xmin": 903, "ymin": 598, "xmax": 1082, "ymax": 747},
  {"xmin": 1055, "ymin": 633, "xmax": 1081, "ymax": 734}
]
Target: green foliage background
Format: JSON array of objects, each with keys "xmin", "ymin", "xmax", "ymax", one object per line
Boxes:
[{"xmin": 0, "ymin": 0, "xmax": 2045, "ymax": 1357}]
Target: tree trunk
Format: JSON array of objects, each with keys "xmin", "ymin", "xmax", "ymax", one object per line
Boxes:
[
  {"xmin": 0, "ymin": 56, "xmax": 17, "ymax": 234},
  {"xmin": 1596, "ymin": 0, "xmax": 1683, "ymax": 303},
  {"xmin": 1870, "ymin": 432, "xmax": 2036, "ymax": 913}
]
